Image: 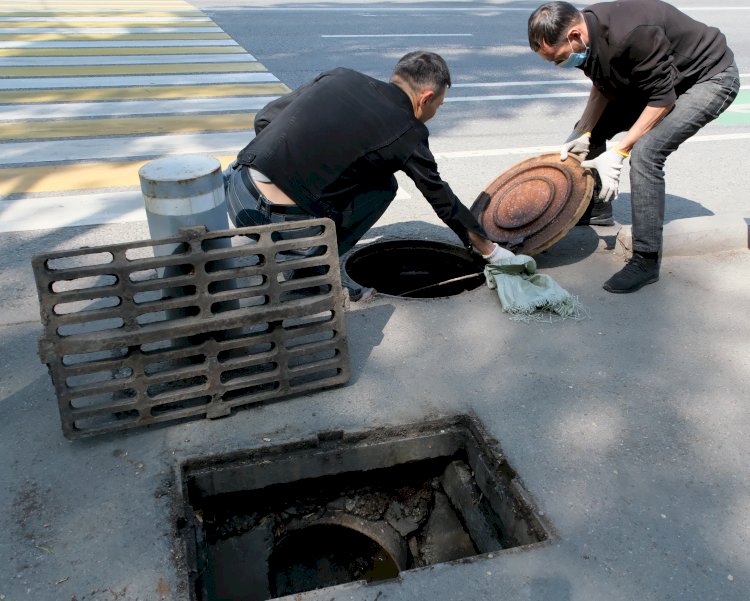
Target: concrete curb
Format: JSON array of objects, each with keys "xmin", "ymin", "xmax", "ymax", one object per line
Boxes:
[{"xmin": 614, "ymin": 213, "xmax": 749, "ymax": 257}]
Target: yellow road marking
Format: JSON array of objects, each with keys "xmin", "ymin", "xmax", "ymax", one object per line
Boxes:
[
  {"xmin": 3, "ymin": 21, "xmax": 213, "ymax": 28},
  {"xmin": 0, "ymin": 33, "xmax": 230, "ymax": 40},
  {"xmin": 0, "ymin": 83, "xmax": 289, "ymax": 103},
  {"xmin": 1, "ymin": 113, "xmax": 256, "ymax": 141},
  {"xmin": 0, "ymin": 13, "xmax": 205, "ymax": 18},
  {"xmin": 0, "ymin": 46, "xmax": 245, "ymax": 56},
  {"xmin": 1, "ymin": 62, "xmax": 265, "ymax": 76},
  {"xmin": 0, "ymin": 155, "xmax": 236, "ymax": 196},
  {"xmin": 0, "ymin": 2, "xmax": 194, "ymax": 6}
]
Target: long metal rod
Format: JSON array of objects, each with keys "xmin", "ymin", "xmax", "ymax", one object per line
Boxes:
[{"xmin": 397, "ymin": 271, "xmax": 484, "ymax": 297}]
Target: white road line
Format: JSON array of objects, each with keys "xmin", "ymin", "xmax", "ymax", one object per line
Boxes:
[
  {"xmin": 6, "ymin": 130, "xmax": 747, "ymax": 170},
  {"xmin": 0, "ymin": 53, "xmax": 257, "ymax": 66},
  {"xmin": 446, "ymin": 92, "xmax": 589, "ymax": 102},
  {"xmin": 0, "ymin": 72, "xmax": 279, "ymax": 90},
  {"xmin": 321, "ymin": 33, "xmax": 473, "ymax": 38},
  {"xmin": 432, "ymin": 133, "xmax": 750, "ymax": 160},
  {"xmin": 208, "ymin": 7, "xmax": 569, "ymax": 11},
  {"xmin": 0, "ymin": 187, "xmax": 411, "ymax": 232},
  {"xmin": 0, "ymin": 40, "xmax": 239, "ymax": 48},
  {"xmin": 0, "ymin": 132, "xmax": 251, "ymax": 166},
  {"xmin": 0, "ymin": 26, "xmax": 222, "ymax": 33},
  {"xmin": 453, "ymin": 80, "xmax": 590, "ymax": 88},
  {"xmin": 433, "ymin": 145, "xmax": 559, "ymax": 160},
  {"xmin": 453, "ymin": 74, "xmax": 749, "ymax": 88},
  {"xmin": 0, "ymin": 191, "xmax": 148, "ymax": 233},
  {"xmin": 0, "ymin": 8, "xmax": 202, "ymax": 13},
  {"xmin": 2, "ymin": 130, "xmax": 746, "ymax": 232},
  {"xmin": 0, "ymin": 96, "xmax": 279, "ymax": 121},
  {"xmin": 684, "ymin": 133, "xmax": 750, "ymax": 143},
  {"xmin": 0, "ymin": 16, "xmax": 212, "ymax": 22},
  {"xmin": 207, "ymin": 5, "xmax": 750, "ymax": 10}
]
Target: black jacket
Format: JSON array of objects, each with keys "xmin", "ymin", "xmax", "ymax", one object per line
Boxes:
[
  {"xmin": 582, "ymin": 0, "xmax": 734, "ymax": 106},
  {"xmin": 236, "ymin": 67, "xmax": 485, "ymax": 246}
]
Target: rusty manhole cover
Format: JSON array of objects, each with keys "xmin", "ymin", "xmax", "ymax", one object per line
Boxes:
[{"xmin": 471, "ymin": 153, "xmax": 594, "ymax": 255}]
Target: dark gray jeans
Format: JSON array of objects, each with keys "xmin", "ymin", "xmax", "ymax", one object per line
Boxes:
[
  {"xmin": 587, "ymin": 62, "xmax": 740, "ymax": 253},
  {"xmin": 224, "ymin": 165, "xmax": 397, "ymax": 256}
]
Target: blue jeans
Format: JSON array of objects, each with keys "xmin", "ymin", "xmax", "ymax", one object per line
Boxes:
[
  {"xmin": 587, "ymin": 62, "xmax": 740, "ymax": 253},
  {"xmin": 224, "ymin": 165, "xmax": 397, "ymax": 256}
]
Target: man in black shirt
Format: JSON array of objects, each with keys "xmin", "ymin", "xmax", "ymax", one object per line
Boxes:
[
  {"xmin": 225, "ymin": 51, "xmax": 513, "ymax": 273},
  {"xmin": 528, "ymin": 0, "xmax": 739, "ymax": 293}
]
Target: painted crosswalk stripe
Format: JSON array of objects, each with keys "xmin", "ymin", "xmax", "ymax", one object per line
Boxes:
[
  {"xmin": 0, "ymin": 72, "xmax": 280, "ymax": 89},
  {"xmin": 1, "ymin": 62, "xmax": 264, "ymax": 76},
  {"xmin": 0, "ymin": 53, "xmax": 257, "ymax": 65},
  {"xmin": 0, "ymin": 191, "xmax": 158, "ymax": 233},
  {"xmin": 1, "ymin": 133, "xmax": 250, "ymax": 166},
  {"xmin": 0, "ymin": 46, "xmax": 247, "ymax": 55},
  {"xmin": 0, "ymin": 33, "xmax": 232, "ymax": 40},
  {"xmin": 0, "ymin": 3, "xmax": 196, "ymax": 8},
  {"xmin": 0, "ymin": 154, "xmax": 237, "ymax": 198},
  {"xmin": 0, "ymin": 0, "xmax": 290, "ymax": 216},
  {"xmin": 1, "ymin": 113, "xmax": 256, "ymax": 142},
  {"xmin": 0, "ymin": 13, "xmax": 206, "ymax": 19},
  {"xmin": 0, "ymin": 39, "xmax": 239, "ymax": 47},
  {"xmin": 0, "ymin": 96, "xmax": 278, "ymax": 120},
  {"xmin": 0, "ymin": 16, "xmax": 213, "ymax": 22},
  {"xmin": 0, "ymin": 83, "xmax": 289, "ymax": 103}
]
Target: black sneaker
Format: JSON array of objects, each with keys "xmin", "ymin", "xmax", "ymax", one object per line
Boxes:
[
  {"xmin": 603, "ymin": 253, "xmax": 659, "ymax": 293},
  {"xmin": 576, "ymin": 174, "xmax": 615, "ymax": 226},
  {"xmin": 577, "ymin": 201, "xmax": 614, "ymax": 226}
]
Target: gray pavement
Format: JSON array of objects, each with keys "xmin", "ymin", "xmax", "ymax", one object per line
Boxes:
[{"xmin": 1, "ymin": 216, "xmax": 749, "ymax": 601}]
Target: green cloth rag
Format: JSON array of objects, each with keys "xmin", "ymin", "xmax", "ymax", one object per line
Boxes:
[{"xmin": 484, "ymin": 255, "xmax": 587, "ymax": 322}]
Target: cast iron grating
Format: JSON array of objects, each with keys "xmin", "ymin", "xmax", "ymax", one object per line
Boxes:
[{"xmin": 32, "ymin": 219, "xmax": 350, "ymax": 439}]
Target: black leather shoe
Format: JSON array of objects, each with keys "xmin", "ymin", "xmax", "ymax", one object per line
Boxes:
[{"xmin": 603, "ymin": 252, "xmax": 659, "ymax": 293}]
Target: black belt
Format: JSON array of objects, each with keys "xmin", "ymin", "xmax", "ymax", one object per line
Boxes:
[{"xmin": 238, "ymin": 165, "xmax": 307, "ymax": 216}]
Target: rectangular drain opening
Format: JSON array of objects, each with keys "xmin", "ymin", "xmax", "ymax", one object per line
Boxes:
[
  {"xmin": 177, "ymin": 415, "xmax": 551, "ymax": 600},
  {"xmin": 32, "ymin": 220, "xmax": 350, "ymax": 439}
]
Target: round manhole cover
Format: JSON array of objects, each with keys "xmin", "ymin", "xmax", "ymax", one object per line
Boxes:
[
  {"xmin": 471, "ymin": 153, "xmax": 594, "ymax": 255},
  {"xmin": 344, "ymin": 239, "xmax": 486, "ymax": 298}
]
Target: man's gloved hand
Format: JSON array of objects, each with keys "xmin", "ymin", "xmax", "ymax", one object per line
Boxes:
[
  {"xmin": 560, "ymin": 130, "xmax": 591, "ymax": 161},
  {"xmin": 482, "ymin": 243, "xmax": 515, "ymax": 265},
  {"xmin": 581, "ymin": 149, "xmax": 628, "ymax": 202}
]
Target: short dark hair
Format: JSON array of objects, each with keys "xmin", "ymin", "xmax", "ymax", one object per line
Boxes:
[
  {"xmin": 391, "ymin": 51, "xmax": 451, "ymax": 92},
  {"xmin": 528, "ymin": 2, "xmax": 582, "ymax": 52}
]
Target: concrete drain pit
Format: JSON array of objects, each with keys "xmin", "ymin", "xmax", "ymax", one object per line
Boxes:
[
  {"xmin": 343, "ymin": 240, "xmax": 486, "ymax": 298},
  {"xmin": 178, "ymin": 416, "xmax": 550, "ymax": 600}
]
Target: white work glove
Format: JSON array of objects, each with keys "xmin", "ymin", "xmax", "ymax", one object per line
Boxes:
[
  {"xmin": 482, "ymin": 243, "xmax": 515, "ymax": 265},
  {"xmin": 581, "ymin": 149, "xmax": 628, "ymax": 203},
  {"xmin": 560, "ymin": 130, "xmax": 591, "ymax": 161}
]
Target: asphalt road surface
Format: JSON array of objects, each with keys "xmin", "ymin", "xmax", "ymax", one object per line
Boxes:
[{"xmin": 196, "ymin": 0, "xmax": 750, "ymax": 233}]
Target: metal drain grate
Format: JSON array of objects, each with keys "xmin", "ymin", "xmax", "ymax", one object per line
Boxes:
[{"xmin": 33, "ymin": 219, "xmax": 350, "ymax": 439}]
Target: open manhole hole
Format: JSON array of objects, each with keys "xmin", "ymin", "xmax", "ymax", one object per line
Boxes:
[
  {"xmin": 343, "ymin": 240, "xmax": 486, "ymax": 298},
  {"xmin": 178, "ymin": 416, "xmax": 551, "ymax": 600}
]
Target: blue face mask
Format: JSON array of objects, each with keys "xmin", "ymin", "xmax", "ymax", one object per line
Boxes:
[{"xmin": 557, "ymin": 36, "xmax": 589, "ymax": 68}]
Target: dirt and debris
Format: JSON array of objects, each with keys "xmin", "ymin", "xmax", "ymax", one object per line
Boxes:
[{"xmin": 190, "ymin": 458, "xmax": 503, "ymax": 600}]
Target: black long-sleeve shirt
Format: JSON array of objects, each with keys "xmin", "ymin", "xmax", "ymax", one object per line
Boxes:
[
  {"xmin": 581, "ymin": 0, "xmax": 734, "ymax": 106},
  {"xmin": 236, "ymin": 67, "xmax": 485, "ymax": 246}
]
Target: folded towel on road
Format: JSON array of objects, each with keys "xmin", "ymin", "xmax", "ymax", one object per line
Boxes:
[{"xmin": 484, "ymin": 256, "xmax": 587, "ymax": 322}]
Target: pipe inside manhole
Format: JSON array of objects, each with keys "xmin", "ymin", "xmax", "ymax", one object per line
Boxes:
[
  {"xmin": 268, "ymin": 524, "xmax": 401, "ymax": 597},
  {"xmin": 343, "ymin": 240, "xmax": 486, "ymax": 298}
]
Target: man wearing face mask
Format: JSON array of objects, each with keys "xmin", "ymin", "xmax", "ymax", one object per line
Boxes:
[{"xmin": 528, "ymin": 0, "xmax": 738, "ymax": 293}]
